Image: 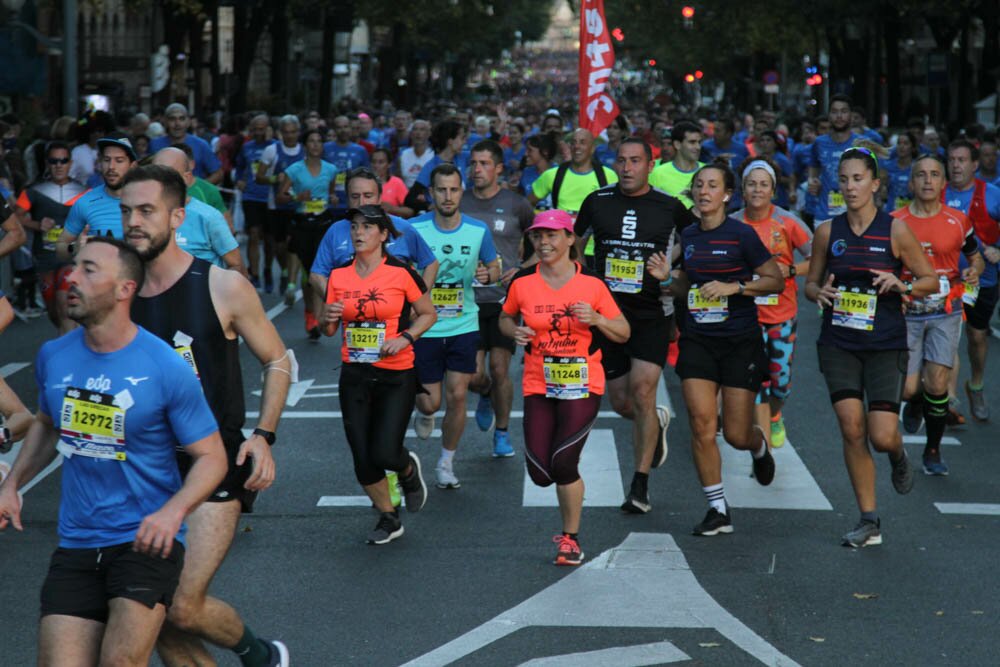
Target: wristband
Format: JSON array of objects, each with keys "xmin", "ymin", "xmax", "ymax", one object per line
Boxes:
[
  {"xmin": 252, "ymin": 428, "xmax": 276, "ymax": 446},
  {"xmin": 904, "ymin": 281, "xmax": 913, "ymax": 295},
  {"xmin": 659, "ymin": 277, "xmax": 673, "ymax": 288},
  {"xmin": 789, "ymin": 265, "xmax": 797, "ymax": 277},
  {"xmin": 400, "ymin": 331, "xmax": 416, "ymax": 344},
  {"xmin": 737, "ymin": 281, "xmax": 746, "ymax": 295}
]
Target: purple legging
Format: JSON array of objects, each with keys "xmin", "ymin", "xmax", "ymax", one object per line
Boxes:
[{"xmin": 523, "ymin": 393, "xmax": 602, "ymax": 487}]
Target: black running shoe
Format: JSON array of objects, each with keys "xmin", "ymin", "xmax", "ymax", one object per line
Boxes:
[
  {"xmin": 752, "ymin": 449, "xmax": 776, "ymax": 486},
  {"xmin": 620, "ymin": 476, "xmax": 651, "ymax": 513},
  {"xmin": 693, "ymin": 506, "xmax": 733, "ymax": 536},
  {"xmin": 652, "ymin": 405, "xmax": 669, "ymax": 469},
  {"xmin": 367, "ymin": 511, "xmax": 404, "ymax": 545},
  {"xmin": 399, "ymin": 451, "xmax": 427, "ymax": 512}
]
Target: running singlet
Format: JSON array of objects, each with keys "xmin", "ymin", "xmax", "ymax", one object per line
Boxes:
[
  {"xmin": 531, "ymin": 164, "xmax": 619, "ymax": 213},
  {"xmin": 735, "ymin": 205, "xmax": 812, "ymax": 325},
  {"xmin": 131, "ymin": 258, "xmax": 246, "ymax": 448},
  {"xmin": 946, "ymin": 180, "xmax": 1000, "ymax": 288},
  {"xmin": 818, "ymin": 210, "xmax": 906, "ymax": 350},
  {"xmin": 575, "ymin": 185, "xmax": 696, "ymax": 317},
  {"xmin": 17, "ymin": 180, "xmax": 87, "ymax": 273},
  {"xmin": 35, "ymin": 327, "xmax": 217, "ymax": 548},
  {"xmin": 310, "ymin": 214, "xmax": 437, "ymax": 276},
  {"xmin": 504, "ymin": 263, "xmax": 621, "ymax": 398},
  {"xmin": 175, "ymin": 197, "xmax": 239, "ymax": 267},
  {"xmin": 284, "ymin": 160, "xmax": 338, "ymax": 215},
  {"xmin": 327, "ymin": 255, "xmax": 427, "ymax": 370},
  {"xmin": 459, "ymin": 188, "xmax": 534, "ymax": 304},
  {"xmin": 150, "ymin": 133, "xmax": 221, "ymax": 178},
  {"xmin": 398, "ymin": 147, "xmax": 435, "ymax": 188},
  {"xmin": 810, "ymin": 133, "xmax": 862, "ymax": 220},
  {"xmin": 891, "ymin": 205, "xmax": 974, "ymax": 318},
  {"xmin": 649, "ymin": 161, "xmax": 702, "ymax": 208},
  {"xmin": 679, "ymin": 216, "xmax": 773, "ymax": 336},
  {"xmin": 322, "ymin": 141, "xmax": 369, "ymax": 206},
  {"xmin": 235, "ymin": 139, "xmax": 276, "ymax": 203},
  {"xmin": 409, "ymin": 213, "xmax": 498, "ymax": 337},
  {"xmin": 64, "ymin": 185, "xmax": 125, "ymax": 238}
]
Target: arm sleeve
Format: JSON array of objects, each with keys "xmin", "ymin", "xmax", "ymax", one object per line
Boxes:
[
  {"xmin": 259, "ymin": 144, "xmax": 277, "ymax": 168},
  {"xmin": 206, "ymin": 210, "xmax": 239, "ymax": 256},
  {"xmin": 34, "ymin": 345, "xmax": 50, "ymax": 417},
  {"xmin": 403, "ymin": 267, "xmax": 427, "ymax": 302},
  {"xmin": 573, "ymin": 195, "xmax": 593, "ymax": 236},
  {"xmin": 743, "ymin": 224, "xmax": 775, "ymax": 268},
  {"xmin": 478, "ymin": 225, "xmax": 498, "ymax": 263},
  {"xmin": 788, "ymin": 215, "xmax": 813, "ymax": 253}
]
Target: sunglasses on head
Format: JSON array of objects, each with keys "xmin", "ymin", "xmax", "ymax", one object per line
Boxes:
[{"xmin": 47, "ymin": 158, "xmax": 70, "ymax": 165}]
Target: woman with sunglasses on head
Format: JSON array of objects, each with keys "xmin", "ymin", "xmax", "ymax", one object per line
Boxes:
[
  {"xmin": 647, "ymin": 159, "xmax": 784, "ymax": 537},
  {"xmin": 323, "ymin": 205, "xmax": 437, "ymax": 545},
  {"xmin": 805, "ymin": 146, "xmax": 938, "ymax": 548}
]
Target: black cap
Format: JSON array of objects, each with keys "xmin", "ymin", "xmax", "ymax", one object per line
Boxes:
[
  {"xmin": 97, "ymin": 131, "xmax": 137, "ymax": 162},
  {"xmin": 344, "ymin": 205, "xmax": 399, "ymax": 238}
]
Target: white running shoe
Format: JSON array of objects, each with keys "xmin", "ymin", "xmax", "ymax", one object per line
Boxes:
[
  {"xmin": 414, "ymin": 414, "xmax": 435, "ymax": 440},
  {"xmin": 435, "ymin": 461, "xmax": 461, "ymax": 489}
]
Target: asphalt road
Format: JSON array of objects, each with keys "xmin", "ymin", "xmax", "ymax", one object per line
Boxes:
[{"xmin": 2, "ymin": 286, "xmax": 999, "ymax": 666}]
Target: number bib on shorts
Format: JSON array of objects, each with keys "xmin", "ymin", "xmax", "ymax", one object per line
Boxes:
[
  {"xmin": 963, "ymin": 282, "xmax": 979, "ymax": 306},
  {"xmin": 604, "ymin": 256, "xmax": 644, "ymax": 293},
  {"xmin": 43, "ymin": 226, "xmax": 63, "ymax": 252},
  {"xmin": 827, "ymin": 191, "xmax": 846, "ymax": 214},
  {"xmin": 345, "ymin": 321, "xmax": 386, "ymax": 363},
  {"xmin": 431, "ymin": 282, "xmax": 463, "ymax": 317},
  {"xmin": 304, "ymin": 199, "xmax": 327, "ymax": 215},
  {"xmin": 833, "ymin": 287, "xmax": 877, "ymax": 330},
  {"xmin": 59, "ymin": 387, "xmax": 126, "ymax": 460},
  {"xmin": 543, "ymin": 356, "xmax": 589, "ymax": 400},
  {"xmin": 687, "ymin": 286, "xmax": 729, "ymax": 324}
]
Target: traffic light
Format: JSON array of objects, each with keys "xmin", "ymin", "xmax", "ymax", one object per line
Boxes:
[
  {"xmin": 807, "ymin": 74, "xmax": 823, "ymax": 86},
  {"xmin": 648, "ymin": 59, "xmax": 657, "ymax": 66},
  {"xmin": 681, "ymin": 6, "xmax": 695, "ymax": 18},
  {"xmin": 695, "ymin": 70, "xmax": 704, "ymax": 79},
  {"xmin": 612, "ymin": 27, "xmax": 624, "ymax": 42},
  {"xmin": 684, "ymin": 73, "xmax": 695, "ymax": 83}
]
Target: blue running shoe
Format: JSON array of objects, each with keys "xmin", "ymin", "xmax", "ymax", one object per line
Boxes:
[
  {"xmin": 922, "ymin": 456, "xmax": 949, "ymax": 476},
  {"xmin": 475, "ymin": 394, "xmax": 495, "ymax": 432},
  {"xmin": 492, "ymin": 430, "xmax": 515, "ymax": 458}
]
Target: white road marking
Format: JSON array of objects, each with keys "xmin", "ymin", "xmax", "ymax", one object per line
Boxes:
[
  {"xmin": 400, "ymin": 532, "xmax": 801, "ymax": 667},
  {"xmin": 523, "ymin": 429, "xmax": 623, "ymax": 507},
  {"xmin": 405, "ymin": 429, "xmax": 443, "ymax": 439},
  {"xmin": 0, "ymin": 362, "xmax": 29, "ymax": 378},
  {"xmin": 250, "ymin": 410, "xmax": 626, "ymax": 419},
  {"xmin": 934, "ymin": 503, "xmax": 1000, "ymax": 516},
  {"xmin": 317, "ymin": 496, "xmax": 374, "ymax": 507},
  {"xmin": 902, "ymin": 435, "xmax": 960, "ymax": 446},
  {"xmin": 990, "ymin": 326, "xmax": 1000, "ymax": 341},
  {"xmin": 521, "ymin": 640, "xmax": 690, "ymax": 666},
  {"xmin": 717, "ymin": 436, "xmax": 833, "ymax": 510}
]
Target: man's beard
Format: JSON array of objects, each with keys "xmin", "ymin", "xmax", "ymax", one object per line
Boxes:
[{"xmin": 134, "ymin": 230, "xmax": 172, "ymax": 263}]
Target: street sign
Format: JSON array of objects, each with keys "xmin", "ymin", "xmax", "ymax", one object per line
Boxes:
[
  {"xmin": 764, "ymin": 84, "xmax": 780, "ymax": 94},
  {"xmin": 762, "ymin": 69, "xmax": 779, "ymax": 85}
]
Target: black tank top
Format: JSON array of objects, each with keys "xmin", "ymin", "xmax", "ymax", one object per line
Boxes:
[{"xmin": 131, "ymin": 258, "xmax": 245, "ymax": 443}]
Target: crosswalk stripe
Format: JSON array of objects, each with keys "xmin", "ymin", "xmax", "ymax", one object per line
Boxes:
[
  {"xmin": 902, "ymin": 435, "xmax": 960, "ymax": 446},
  {"xmin": 934, "ymin": 502, "xmax": 1000, "ymax": 516},
  {"xmin": 717, "ymin": 436, "xmax": 833, "ymax": 510},
  {"xmin": 523, "ymin": 429, "xmax": 623, "ymax": 507}
]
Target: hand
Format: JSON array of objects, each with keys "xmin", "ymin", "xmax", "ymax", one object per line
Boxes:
[
  {"xmin": 870, "ymin": 268, "xmax": 903, "ymax": 295},
  {"xmin": 778, "ymin": 263, "xmax": 792, "ymax": 279},
  {"xmin": 816, "ymin": 274, "xmax": 839, "ymax": 307},
  {"xmin": 236, "ymin": 434, "xmax": 276, "ymax": 491},
  {"xmin": 296, "ymin": 191, "xmax": 311, "ymax": 202},
  {"xmin": 961, "ymin": 266, "xmax": 980, "ymax": 287},
  {"xmin": 236, "ymin": 180, "xmax": 247, "ymax": 192},
  {"xmin": 500, "ymin": 267, "xmax": 519, "ymax": 286},
  {"xmin": 807, "ymin": 178, "xmax": 820, "ymax": 196},
  {"xmin": 329, "ymin": 194, "xmax": 340, "ymax": 207},
  {"xmin": 134, "ymin": 506, "xmax": 184, "ymax": 558},
  {"xmin": 983, "ymin": 246, "xmax": 1000, "ymax": 264},
  {"xmin": 571, "ymin": 301, "xmax": 603, "ymax": 326},
  {"xmin": 789, "ymin": 191, "xmax": 798, "ymax": 205},
  {"xmin": 0, "ymin": 483, "xmax": 23, "ymax": 532},
  {"xmin": 322, "ymin": 301, "xmax": 344, "ymax": 327},
  {"xmin": 475, "ymin": 263, "xmax": 490, "ymax": 284},
  {"xmin": 645, "ymin": 251, "xmax": 670, "ymax": 281},
  {"xmin": 78, "ymin": 224, "xmax": 90, "ymax": 247},
  {"xmin": 380, "ymin": 335, "xmax": 411, "ymax": 357},
  {"xmin": 40, "ymin": 217, "xmax": 55, "ymax": 232},
  {"xmin": 511, "ymin": 325, "xmax": 536, "ymax": 346},
  {"xmin": 698, "ymin": 280, "xmax": 734, "ymax": 300}
]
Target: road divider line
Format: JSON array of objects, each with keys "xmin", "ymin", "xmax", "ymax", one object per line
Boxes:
[
  {"xmin": 523, "ymin": 429, "xmax": 623, "ymax": 507},
  {"xmin": 934, "ymin": 502, "xmax": 1000, "ymax": 516},
  {"xmin": 717, "ymin": 435, "xmax": 833, "ymax": 510},
  {"xmin": 250, "ymin": 410, "xmax": 626, "ymax": 419},
  {"xmin": 317, "ymin": 496, "xmax": 374, "ymax": 507},
  {"xmin": 902, "ymin": 435, "xmax": 960, "ymax": 446}
]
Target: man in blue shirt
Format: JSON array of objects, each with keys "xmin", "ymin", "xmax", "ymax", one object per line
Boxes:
[
  {"xmin": 236, "ymin": 115, "xmax": 277, "ymax": 290},
  {"xmin": 0, "ymin": 236, "xmax": 227, "ymax": 667},
  {"xmin": 323, "ymin": 116, "xmax": 370, "ymax": 220},
  {"xmin": 151, "ymin": 103, "xmax": 223, "ymax": 183},
  {"xmin": 808, "ymin": 95, "xmax": 862, "ymax": 222}
]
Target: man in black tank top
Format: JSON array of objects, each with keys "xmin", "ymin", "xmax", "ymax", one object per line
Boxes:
[{"xmin": 121, "ymin": 165, "xmax": 293, "ymax": 666}]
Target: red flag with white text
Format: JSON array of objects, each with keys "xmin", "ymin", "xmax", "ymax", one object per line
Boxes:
[{"xmin": 578, "ymin": 0, "xmax": 619, "ymax": 136}]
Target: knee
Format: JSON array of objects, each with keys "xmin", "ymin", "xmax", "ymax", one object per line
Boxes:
[
  {"xmin": 630, "ymin": 379, "xmax": 656, "ymax": 405},
  {"xmin": 868, "ymin": 425, "xmax": 899, "ymax": 452},
  {"xmin": 722, "ymin": 424, "xmax": 752, "ymax": 449},
  {"xmin": 608, "ymin": 390, "xmax": 631, "ymax": 415},
  {"xmin": 551, "ymin": 465, "xmax": 580, "ymax": 486},
  {"xmin": 445, "ymin": 388, "xmax": 467, "ymax": 408},
  {"xmin": 165, "ymin": 595, "xmax": 204, "ymax": 633},
  {"xmin": 839, "ymin": 421, "xmax": 866, "ymax": 448},
  {"xmin": 527, "ymin": 464, "xmax": 554, "ymax": 487},
  {"xmin": 489, "ymin": 361, "xmax": 509, "ymax": 383}
]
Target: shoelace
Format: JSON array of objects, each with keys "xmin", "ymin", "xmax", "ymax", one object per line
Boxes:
[{"xmin": 552, "ymin": 534, "xmax": 579, "ymax": 554}]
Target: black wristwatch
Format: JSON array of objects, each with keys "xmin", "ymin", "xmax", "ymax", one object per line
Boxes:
[
  {"xmin": 252, "ymin": 428, "xmax": 276, "ymax": 446},
  {"xmin": 737, "ymin": 281, "xmax": 746, "ymax": 295},
  {"xmin": 789, "ymin": 265, "xmax": 797, "ymax": 277}
]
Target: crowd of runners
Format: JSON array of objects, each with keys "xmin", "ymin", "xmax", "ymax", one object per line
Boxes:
[{"xmin": 1, "ymin": 90, "xmax": 999, "ymax": 665}]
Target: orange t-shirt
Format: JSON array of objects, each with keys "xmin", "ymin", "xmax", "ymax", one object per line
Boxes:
[
  {"xmin": 381, "ymin": 175, "xmax": 409, "ymax": 207},
  {"xmin": 503, "ymin": 263, "xmax": 622, "ymax": 398},
  {"xmin": 892, "ymin": 205, "xmax": 974, "ymax": 315},
  {"xmin": 737, "ymin": 205, "xmax": 812, "ymax": 325},
  {"xmin": 327, "ymin": 255, "xmax": 426, "ymax": 370}
]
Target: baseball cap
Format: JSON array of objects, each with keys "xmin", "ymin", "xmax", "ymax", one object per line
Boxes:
[
  {"xmin": 97, "ymin": 132, "xmax": 137, "ymax": 161},
  {"xmin": 345, "ymin": 205, "xmax": 399, "ymax": 238},
  {"xmin": 164, "ymin": 102, "xmax": 188, "ymax": 117},
  {"xmin": 527, "ymin": 209, "xmax": 574, "ymax": 233}
]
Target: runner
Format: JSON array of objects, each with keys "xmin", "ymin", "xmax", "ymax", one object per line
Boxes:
[
  {"xmin": 459, "ymin": 140, "xmax": 534, "ymax": 457},
  {"xmin": 733, "ymin": 157, "xmax": 813, "ymax": 449},
  {"xmin": 807, "ymin": 95, "xmax": 861, "ymax": 224},
  {"xmin": 257, "ymin": 114, "xmax": 305, "ymax": 305},
  {"xmin": 646, "ymin": 159, "xmax": 783, "ymax": 535},
  {"xmin": 500, "ymin": 209, "xmax": 630, "ymax": 565},
  {"xmin": 322, "ymin": 205, "xmax": 436, "ymax": 544},
  {"xmin": 753, "ymin": 130, "xmax": 794, "ymax": 209},
  {"xmin": 370, "ymin": 147, "xmax": 412, "ymax": 218},
  {"xmin": 895, "ymin": 153, "xmax": 984, "ymax": 476},
  {"xmin": 57, "ymin": 133, "xmax": 137, "ymax": 259},
  {"xmin": 15, "ymin": 140, "xmax": 87, "ymax": 334},
  {"xmin": 323, "ymin": 115, "xmax": 370, "ymax": 220},
  {"xmin": 150, "ymin": 103, "xmax": 223, "ymax": 183},
  {"xmin": 650, "ymin": 121, "xmax": 704, "ymax": 207},
  {"xmin": 123, "ymin": 165, "xmax": 293, "ymax": 667},
  {"xmin": 518, "ymin": 132, "xmax": 556, "ymax": 206},
  {"xmin": 791, "ymin": 120, "xmax": 818, "ymax": 228},
  {"xmin": 0, "ymin": 236, "xmax": 228, "ymax": 667},
  {"xmin": 594, "ymin": 116, "xmax": 628, "ymax": 169},
  {"xmin": 976, "ymin": 136, "xmax": 1000, "ymax": 185},
  {"xmin": 409, "ymin": 120, "xmax": 471, "ymax": 211},
  {"xmin": 235, "ymin": 114, "xmax": 278, "ymax": 290},
  {"xmin": 944, "ymin": 139, "xmax": 1000, "ymax": 422},
  {"xmin": 574, "ymin": 138, "xmax": 696, "ymax": 514},
  {"xmin": 410, "ymin": 163, "xmax": 500, "ymax": 489},
  {"xmin": 804, "ymin": 146, "xmax": 937, "ymax": 547},
  {"xmin": 277, "ymin": 128, "xmax": 338, "ymax": 341},
  {"xmin": 883, "ymin": 131, "xmax": 918, "ymax": 212},
  {"xmin": 397, "ymin": 119, "xmax": 434, "ymax": 189}
]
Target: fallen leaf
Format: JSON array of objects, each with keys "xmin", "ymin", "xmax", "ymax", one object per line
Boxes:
[
  {"xmin": 698, "ymin": 642, "xmax": 721, "ymax": 648},
  {"xmin": 972, "ymin": 610, "xmax": 985, "ymax": 615},
  {"xmin": 935, "ymin": 610, "xmax": 944, "ymax": 616},
  {"xmin": 853, "ymin": 593, "xmax": 878, "ymax": 600},
  {"xmin": 242, "ymin": 525, "xmax": 253, "ymax": 532},
  {"xmin": 809, "ymin": 637, "xmax": 826, "ymax": 643}
]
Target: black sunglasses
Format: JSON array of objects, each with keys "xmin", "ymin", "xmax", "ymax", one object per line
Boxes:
[{"xmin": 47, "ymin": 158, "xmax": 70, "ymax": 165}]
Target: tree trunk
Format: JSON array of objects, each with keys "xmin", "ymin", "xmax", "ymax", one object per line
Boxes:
[
  {"xmin": 883, "ymin": 6, "xmax": 901, "ymax": 125},
  {"xmin": 228, "ymin": 1, "xmax": 273, "ymax": 112},
  {"xmin": 319, "ymin": 9, "xmax": 335, "ymax": 114},
  {"xmin": 270, "ymin": 6, "xmax": 288, "ymax": 100}
]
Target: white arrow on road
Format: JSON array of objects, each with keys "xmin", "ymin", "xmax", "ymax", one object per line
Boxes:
[
  {"xmin": 252, "ymin": 378, "xmax": 316, "ymax": 407},
  {"xmin": 400, "ymin": 532, "xmax": 801, "ymax": 667}
]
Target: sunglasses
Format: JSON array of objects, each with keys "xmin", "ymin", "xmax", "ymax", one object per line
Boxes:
[{"xmin": 48, "ymin": 158, "xmax": 70, "ymax": 165}]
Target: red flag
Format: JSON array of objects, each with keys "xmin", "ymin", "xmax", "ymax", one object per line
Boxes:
[{"xmin": 578, "ymin": 0, "xmax": 619, "ymax": 136}]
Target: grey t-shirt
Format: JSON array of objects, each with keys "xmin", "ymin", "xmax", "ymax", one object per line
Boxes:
[{"xmin": 459, "ymin": 188, "xmax": 534, "ymax": 303}]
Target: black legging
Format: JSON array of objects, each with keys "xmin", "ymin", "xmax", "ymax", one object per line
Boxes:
[
  {"xmin": 338, "ymin": 364, "xmax": 417, "ymax": 486},
  {"xmin": 523, "ymin": 394, "xmax": 602, "ymax": 486}
]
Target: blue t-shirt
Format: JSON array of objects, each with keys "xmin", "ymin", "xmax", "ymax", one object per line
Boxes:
[
  {"xmin": 415, "ymin": 152, "xmax": 472, "ymax": 189},
  {"xmin": 176, "ymin": 197, "xmax": 239, "ymax": 267},
  {"xmin": 947, "ymin": 181, "xmax": 1000, "ymax": 287},
  {"xmin": 321, "ymin": 141, "xmax": 369, "ymax": 208},
  {"xmin": 594, "ymin": 143, "xmax": 618, "ymax": 169},
  {"xmin": 679, "ymin": 216, "xmax": 773, "ymax": 337},
  {"xmin": 701, "ymin": 138, "xmax": 749, "ymax": 172},
  {"xmin": 36, "ymin": 327, "xmax": 218, "ymax": 549},
  {"xmin": 809, "ymin": 133, "xmax": 862, "ymax": 221},
  {"xmin": 975, "ymin": 170, "xmax": 1000, "ymax": 187},
  {"xmin": 235, "ymin": 139, "xmax": 276, "ymax": 203},
  {"xmin": 792, "ymin": 142, "xmax": 819, "ymax": 216},
  {"xmin": 771, "ymin": 151, "xmax": 794, "ymax": 209},
  {"xmin": 64, "ymin": 185, "xmax": 124, "ymax": 238},
  {"xmin": 883, "ymin": 159, "xmax": 913, "ymax": 212},
  {"xmin": 504, "ymin": 145, "xmax": 526, "ymax": 173},
  {"xmin": 310, "ymin": 214, "xmax": 437, "ymax": 276},
  {"xmin": 150, "ymin": 134, "xmax": 221, "ymax": 179},
  {"xmin": 285, "ymin": 160, "xmax": 338, "ymax": 214},
  {"xmin": 409, "ymin": 213, "xmax": 497, "ymax": 337}
]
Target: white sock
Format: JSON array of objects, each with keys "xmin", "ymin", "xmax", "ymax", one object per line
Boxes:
[
  {"xmin": 439, "ymin": 448, "xmax": 455, "ymax": 467},
  {"xmin": 703, "ymin": 483, "xmax": 727, "ymax": 514},
  {"xmin": 750, "ymin": 426, "xmax": 768, "ymax": 459}
]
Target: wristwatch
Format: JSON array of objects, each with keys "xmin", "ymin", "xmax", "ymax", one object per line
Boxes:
[
  {"xmin": 789, "ymin": 265, "xmax": 797, "ymax": 277},
  {"xmin": 252, "ymin": 428, "xmax": 276, "ymax": 446},
  {"xmin": 737, "ymin": 281, "xmax": 746, "ymax": 295}
]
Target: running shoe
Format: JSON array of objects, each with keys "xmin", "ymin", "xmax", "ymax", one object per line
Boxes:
[
  {"xmin": 283, "ymin": 283, "xmax": 297, "ymax": 306},
  {"xmin": 901, "ymin": 399, "xmax": 923, "ymax": 434},
  {"xmin": 435, "ymin": 461, "xmax": 461, "ymax": 489},
  {"xmin": 414, "ymin": 414, "xmax": 435, "ymax": 440},
  {"xmin": 492, "ymin": 430, "xmax": 515, "ymax": 458},
  {"xmin": 841, "ymin": 519, "xmax": 881, "ymax": 548},
  {"xmin": 307, "ymin": 326, "xmax": 321, "ymax": 342},
  {"xmin": 553, "ymin": 534, "xmax": 585, "ymax": 566},
  {"xmin": 751, "ymin": 426, "xmax": 775, "ymax": 486},
  {"xmin": 652, "ymin": 405, "xmax": 669, "ymax": 468},
  {"xmin": 946, "ymin": 399, "xmax": 966, "ymax": 428},
  {"xmin": 264, "ymin": 639, "xmax": 290, "ymax": 667},
  {"xmin": 399, "ymin": 451, "xmax": 427, "ymax": 512},
  {"xmin": 620, "ymin": 478, "xmax": 651, "ymax": 514},
  {"xmin": 770, "ymin": 415, "xmax": 786, "ymax": 448},
  {"xmin": 965, "ymin": 381, "xmax": 989, "ymax": 422},
  {"xmin": 922, "ymin": 455, "xmax": 950, "ymax": 476},
  {"xmin": 367, "ymin": 511, "xmax": 404, "ymax": 545},
  {"xmin": 890, "ymin": 451, "xmax": 915, "ymax": 494},
  {"xmin": 475, "ymin": 394, "xmax": 495, "ymax": 432},
  {"xmin": 693, "ymin": 506, "xmax": 733, "ymax": 536}
]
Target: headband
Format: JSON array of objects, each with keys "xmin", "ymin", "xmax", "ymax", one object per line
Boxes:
[{"xmin": 742, "ymin": 159, "xmax": 776, "ymax": 185}]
